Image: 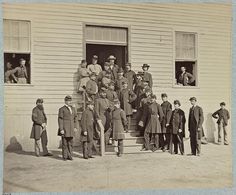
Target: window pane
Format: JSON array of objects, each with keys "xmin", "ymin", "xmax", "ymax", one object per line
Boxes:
[
  {"xmin": 4, "ymin": 37, "xmax": 11, "ymax": 51},
  {"xmin": 3, "ymin": 20, "xmax": 10, "ymax": 36},
  {"xmin": 11, "ymin": 21, "xmax": 19, "ymax": 37},
  {"xmin": 11, "ymin": 37, "xmax": 19, "ymax": 50},
  {"xmin": 19, "ymin": 37, "xmax": 30, "ymax": 51},
  {"xmin": 176, "ymin": 32, "xmax": 195, "ymax": 59},
  {"xmin": 19, "ymin": 22, "xmax": 30, "ymax": 37}
]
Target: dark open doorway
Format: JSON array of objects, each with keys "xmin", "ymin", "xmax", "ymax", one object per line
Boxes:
[{"xmin": 86, "ymin": 44, "xmax": 128, "ymax": 69}]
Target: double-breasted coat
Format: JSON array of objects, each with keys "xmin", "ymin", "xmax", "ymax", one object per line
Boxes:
[
  {"xmin": 143, "ymin": 72, "xmax": 153, "ymax": 88},
  {"xmin": 161, "ymin": 101, "xmax": 172, "ymax": 133},
  {"xmin": 119, "ymin": 88, "xmax": 137, "ymax": 116},
  {"xmin": 80, "ymin": 108, "xmax": 95, "ymax": 142},
  {"xmin": 141, "ymin": 102, "xmax": 164, "ymax": 134},
  {"xmin": 124, "ymin": 70, "xmax": 136, "ymax": 90},
  {"xmin": 212, "ymin": 108, "xmax": 230, "ymax": 126},
  {"xmin": 112, "ymin": 107, "xmax": 128, "ymax": 140},
  {"xmin": 58, "ymin": 105, "xmax": 78, "ymax": 137},
  {"xmin": 170, "ymin": 109, "xmax": 186, "ymax": 136},
  {"xmin": 188, "ymin": 105, "xmax": 204, "ymax": 133},
  {"xmin": 30, "ymin": 106, "xmax": 47, "ymax": 140}
]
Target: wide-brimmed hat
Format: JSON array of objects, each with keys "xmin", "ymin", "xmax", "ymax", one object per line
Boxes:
[
  {"xmin": 92, "ymin": 55, "xmax": 98, "ymax": 59},
  {"xmin": 142, "ymin": 64, "xmax": 150, "ymax": 68},
  {"xmin": 108, "ymin": 55, "xmax": 116, "ymax": 60}
]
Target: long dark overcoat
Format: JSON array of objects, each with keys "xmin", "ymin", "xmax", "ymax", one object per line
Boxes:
[
  {"xmin": 170, "ymin": 109, "xmax": 186, "ymax": 136},
  {"xmin": 124, "ymin": 70, "xmax": 136, "ymax": 90},
  {"xmin": 141, "ymin": 102, "xmax": 164, "ymax": 134},
  {"xmin": 80, "ymin": 108, "xmax": 95, "ymax": 142},
  {"xmin": 112, "ymin": 107, "xmax": 128, "ymax": 140},
  {"xmin": 95, "ymin": 97, "xmax": 111, "ymax": 129},
  {"xmin": 161, "ymin": 101, "xmax": 172, "ymax": 133},
  {"xmin": 30, "ymin": 106, "xmax": 47, "ymax": 140},
  {"xmin": 188, "ymin": 105, "xmax": 204, "ymax": 134},
  {"xmin": 58, "ymin": 105, "xmax": 78, "ymax": 137}
]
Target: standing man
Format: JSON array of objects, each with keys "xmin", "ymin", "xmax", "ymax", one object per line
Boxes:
[
  {"xmin": 58, "ymin": 95, "xmax": 78, "ymax": 161},
  {"xmin": 124, "ymin": 62, "xmax": 136, "ymax": 90},
  {"xmin": 81, "ymin": 101, "xmax": 96, "ymax": 159},
  {"xmin": 212, "ymin": 102, "xmax": 230, "ymax": 145},
  {"xmin": 142, "ymin": 64, "xmax": 153, "ymax": 89},
  {"xmin": 87, "ymin": 55, "xmax": 102, "ymax": 76},
  {"xmin": 108, "ymin": 55, "xmax": 119, "ymax": 80},
  {"xmin": 178, "ymin": 66, "xmax": 195, "ymax": 86},
  {"xmin": 30, "ymin": 98, "xmax": 53, "ymax": 157},
  {"xmin": 188, "ymin": 97, "xmax": 204, "ymax": 156},
  {"xmin": 160, "ymin": 93, "xmax": 172, "ymax": 151},
  {"xmin": 86, "ymin": 72, "xmax": 98, "ymax": 102},
  {"xmin": 12, "ymin": 58, "xmax": 28, "ymax": 84}
]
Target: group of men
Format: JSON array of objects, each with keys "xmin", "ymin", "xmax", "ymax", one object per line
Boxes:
[{"xmin": 29, "ymin": 54, "xmax": 230, "ymax": 160}]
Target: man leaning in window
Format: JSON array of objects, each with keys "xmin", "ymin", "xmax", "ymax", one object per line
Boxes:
[
  {"xmin": 178, "ymin": 66, "xmax": 195, "ymax": 86},
  {"xmin": 11, "ymin": 58, "xmax": 28, "ymax": 84}
]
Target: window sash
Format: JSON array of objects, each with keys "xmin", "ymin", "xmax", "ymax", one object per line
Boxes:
[{"xmin": 3, "ymin": 19, "xmax": 30, "ymax": 53}]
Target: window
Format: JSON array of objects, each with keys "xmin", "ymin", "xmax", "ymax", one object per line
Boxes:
[
  {"xmin": 3, "ymin": 19, "xmax": 31, "ymax": 84},
  {"xmin": 174, "ymin": 31, "xmax": 197, "ymax": 87}
]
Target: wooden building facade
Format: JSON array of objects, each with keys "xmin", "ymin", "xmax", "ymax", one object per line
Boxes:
[{"xmin": 3, "ymin": 3, "xmax": 232, "ymax": 150}]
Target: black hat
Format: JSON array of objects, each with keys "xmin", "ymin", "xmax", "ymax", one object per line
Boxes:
[
  {"xmin": 36, "ymin": 98, "xmax": 43, "ymax": 104},
  {"xmin": 65, "ymin": 95, "xmax": 72, "ymax": 101},
  {"xmin": 114, "ymin": 98, "xmax": 120, "ymax": 104},
  {"xmin": 174, "ymin": 100, "xmax": 181, "ymax": 106},
  {"xmin": 20, "ymin": 58, "xmax": 26, "ymax": 62},
  {"xmin": 92, "ymin": 55, "xmax": 98, "ymax": 59},
  {"xmin": 125, "ymin": 62, "xmax": 131, "ymax": 67},
  {"xmin": 189, "ymin": 97, "xmax": 197, "ymax": 101},
  {"xmin": 142, "ymin": 64, "xmax": 150, "ymax": 68},
  {"xmin": 80, "ymin": 59, "xmax": 87, "ymax": 64},
  {"xmin": 104, "ymin": 62, "xmax": 110, "ymax": 67},
  {"xmin": 161, "ymin": 93, "xmax": 168, "ymax": 98},
  {"xmin": 118, "ymin": 68, "xmax": 124, "ymax": 74},
  {"xmin": 220, "ymin": 102, "xmax": 226, "ymax": 106}
]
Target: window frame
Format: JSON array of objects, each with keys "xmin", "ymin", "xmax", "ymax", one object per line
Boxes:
[
  {"xmin": 173, "ymin": 30, "xmax": 199, "ymax": 88},
  {"xmin": 3, "ymin": 18, "xmax": 33, "ymax": 86}
]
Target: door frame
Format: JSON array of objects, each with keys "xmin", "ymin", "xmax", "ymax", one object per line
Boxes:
[{"xmin": 82, "ymin": 22, "xmax": 131, "ymax": 63}]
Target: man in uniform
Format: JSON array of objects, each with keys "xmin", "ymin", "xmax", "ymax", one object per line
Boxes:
[
  {"xmin": 30, "ymin": 98, "xmax": 53, "ymax": 157},
  {"xmin": 80, "ymin": 100, "xmax": 96, "ymax": 159},
  {"xmin": 160, "ymin": 93, "xmax": 172, "ymax": 151},
  {"xmin": 188, "ymin": 97, "xmax": 204, "ymax": 156},
  {"xmin": 86, "ymin": 72, "xmax": 98, "ymax": 101},
  {"xmin": 124, "ymin": 62, "xmax": 136, "ymax": 90},
  {"xmin": 142, "ymin": 64, "xmax": 153, "ymax": 89},
  {"xmin": 87, "ymin": 55, "xmax": 102, "ymax": 76},
  {"xmin": 58, "ymin": 95, "xmax": 78, "ymax": 160}
]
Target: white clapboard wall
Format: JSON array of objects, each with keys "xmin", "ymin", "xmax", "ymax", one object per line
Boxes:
[{"xmin": 3, "ymin": 3, "xmax": 232, "ymax": 150}]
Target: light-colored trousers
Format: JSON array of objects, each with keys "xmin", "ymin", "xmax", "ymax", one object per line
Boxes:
[{"xmin": 218, "ymin": 121, "xmax": 228, "ymax": 144}]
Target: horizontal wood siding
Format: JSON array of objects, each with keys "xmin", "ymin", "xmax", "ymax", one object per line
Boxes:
[{"xmin": 3, "ymin": 3, "xmax": 232, "ymax": 149}]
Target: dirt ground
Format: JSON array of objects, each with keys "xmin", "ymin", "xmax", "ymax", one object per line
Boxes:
[{"xmin": 3, "ymin": 140, "xmax": 233, "ymax": 193}]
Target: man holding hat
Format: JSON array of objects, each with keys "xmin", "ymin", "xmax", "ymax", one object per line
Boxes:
[
  {"xmin": 81, "ymin": 100, "xmax": 96, "ymax": 159},
  {"xmin": 58, "ymin": 95, "xmax": 78, "ymax": 160},
  {"xmin": 107, "ymin": 55, "xmax": 119, "ymax": 80},
  {"xmin": 124, "ymin": 62, "xmax": 136, "ymax": 91},
  {"xmin": 87, "ymin": 55, "xmax": 102, "ymax": 76},
  {"xmin": 142, "ymin": 64, "xmax": 153, "ymax": 88},
  {"xmin": 12, "ymin": 58, "xmax": 28, "ymax": 84},
  {"xmin": 212, "ymin": 102, "xmax": 230, "ymax": 145},
  {"xmin": 111, "ymin": 99, "xmax": 128, "ymax": 157},
  {"xmin": 188, "ymin": 97, "xmax": 204, "ymax": 156},
  {"xmin": 30, "ymin": 98, "xmax": 52, "ymax": 157}
]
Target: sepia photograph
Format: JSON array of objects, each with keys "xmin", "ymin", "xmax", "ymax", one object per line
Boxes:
[{"xmin": 1, "ymin": 1, "xmax": 234, "ymax": 193}]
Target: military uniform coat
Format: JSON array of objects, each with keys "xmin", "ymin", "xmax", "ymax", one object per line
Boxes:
[
  {"xmin": 143, "ymin": 72, "xmax": 153, "ymax": 88},
  {"xmin": 188, "ymin": 105, "xmax": 204, "ymax": 133},
  {"xmin": 30, "ymin": 106, "xmax": 47, "ymax": 140},
  {"xmin": 212, "ymin": 108, "xmax": 230, "ymax": 126},
  {"xmin": 109, "ymin": 65, "xmax": 119, "ymax": 80},
  {"xmin": 80, "ymin": 108, "xmax": 95, "ymax": 142},
  {"xmin": 124, "ymin": 70, "xmax": 136, "ymax": 90},
  {"xmin": 119, "ymin": 88, "xmax": 137, "ymax": 116},
  {"xmin": 170, "ymin": 109, "xmax": 186, "ymax": 136},
  {"xmin": 58, "ymin": 105, "xmax": 78, "ymax": 137},
  {"xmin": 141, "ymin": 102, "xmax": 164, "ymax": 134},
  {"xmin": 161, "ymin": 101, "xmax": 172, "ymax": 133},
  {"xmin": 112, "ymin": 107, "xmax": 128, "ymax": 140}
]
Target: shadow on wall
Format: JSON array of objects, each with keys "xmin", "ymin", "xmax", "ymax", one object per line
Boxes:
[{"xmin": 205, "ymin": 113, "xmax": 217, "ymax": 143}]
